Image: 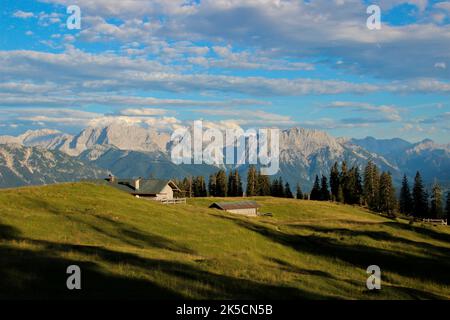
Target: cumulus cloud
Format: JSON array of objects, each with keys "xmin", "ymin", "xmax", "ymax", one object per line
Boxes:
[{"xmin": 33, "ymin": 0, "xmax": 449, "ymax": 81}]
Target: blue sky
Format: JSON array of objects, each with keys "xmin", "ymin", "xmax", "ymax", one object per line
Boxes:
[{"xmin": 0, "ymin": 0, "xmax": 449, "ymax": 143}]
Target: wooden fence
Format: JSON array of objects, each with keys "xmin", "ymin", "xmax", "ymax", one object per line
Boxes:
[
  {"xmin": 160, "ymin": 198, "xmax": 187, "ymax": 205},
  {"xmin": 421, "ymin": 218, "xmax": 447, "ymax": 226}
]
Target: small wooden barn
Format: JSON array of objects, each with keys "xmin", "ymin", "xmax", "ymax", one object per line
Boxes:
[
  {"xmin": 209, "ymin": 201, "xmax": 260, "ymax": 217},
  {"xmin": 105, "ymin": 176, "xmax": 182, "ymax": 201}
]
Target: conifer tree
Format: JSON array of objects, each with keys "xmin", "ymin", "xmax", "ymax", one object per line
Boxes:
[
  {"xmin": 337, "ymin": 184, "xmax": 344, "ymax": 203},
  {"xmin": 284, "ymin": 182, "xmax": 294, "ymax": 198},
  {"xmin": 215, "ymin": 170, "xmax": 228, "ymax": 197},
  {"xmin": 320, "ymin": 175, "xmax": 330, "ymax": 201},
  {"xmin": 399, "ymin": 174, "xmax": 413, "ymax": 215},
  {"xmin": 329, "ymin": 162, "xmax": 340, "ymax": 201},
  {"xmin": 199, "ymin": 176, "xmax": 207, "ymax": 197},
  {"xmin": 430, "ymin": 182, "xmax": 443, "ymax": 219},
  {"xmin": 270, "ymin": 178, "xmax": 277, "ymax": 197},
  {"xmin": 413, "ymin": 171, "xmax": 427, "ymax": 217},
  {"xmin": 310, "ymin": 175, "xmax": 321, "ymax": 200},
  {"xmin": 363, "ymin": 161, "xmax": 380, "ymax": 211},
  {"xmin": 296, "ymin": 183, "xmax": 303, "ymax": 200},
  {"xmin": 227, "ymin": 170, "xmax": 235, "ymax": 197},
  {"xmin": 446, "ymin": 192, "xmax": 450, "ymax": 222},
  {"xmin": 340, "ymin": 161, "xmax": 349, "ymax": 203},
  {"xmin": 183, "ymin": 177, "xmax": 193, "ymax": 198},
  {"xmin": 271, "ymin": 177, "xmax": 284, "ymax": 197},
  {"xmin": 234, "ymin": 170, "xmax": 243, "ymax": 197},
  {"xmin": 193, "ymin": 176, "xmax": 203, "ymax": 197},
  {"xmin": 351, "ymin": 167, "xmax": 363, "ymax": 205},
  {"xmin": 278, "ymin": 177, "xmax": 285, "ymax": 197},
  {"xmin": 208, "ymin": 174, "xmax": 216, "ymax": 197},
  {"xmin": 246, "ymin": 165, "xmax": 257, "ymax": 197},
  {"xmin": 257, "ymin": 170, "xmax": 271, "ymax": 196},
  {"xmin": 379, "ymin": 172, "xmax": 396, "ymax": 217}
]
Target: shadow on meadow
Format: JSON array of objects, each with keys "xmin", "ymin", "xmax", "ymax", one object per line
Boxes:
[
  {"xmin": 382, "ymin": 221, "xmax": 450, "ymax": 244},
  {"xmin": 218, "ymin": 216, "xmax": 450, "ymax": 299},
  {"xmin": 290, "ymin": 224, "xmax": 450, "ymax": 259},
  {"xmin": 65, "ymin": 213, "xmax": 195, "ymax": 254},
  {"xmin": 0, "ymin": 222, "xmax": 328, "ymax": 300}
]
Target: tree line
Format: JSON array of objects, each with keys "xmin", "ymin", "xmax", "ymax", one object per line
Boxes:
[
  {"xmin": 175, "ymin": 162, "xmax": 450, "ymax": 220},
  {"xmin": 175, "ymin": 166, "xmax": 295, "ymax": 199}
]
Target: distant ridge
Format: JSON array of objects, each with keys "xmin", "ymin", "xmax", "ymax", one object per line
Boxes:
[{"xmin": 0, "ymin": 124, "xmax": 448, "ymax": 189}]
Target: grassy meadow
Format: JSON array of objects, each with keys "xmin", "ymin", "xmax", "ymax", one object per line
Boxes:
[{"xmin": 0, "ymin": 182, "xmax": 449, "ymax": 299}]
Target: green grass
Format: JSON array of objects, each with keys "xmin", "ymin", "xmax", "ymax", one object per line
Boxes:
[{"xmin": 0, "ymin": 182, "xmax": 449, "ymax": 299}]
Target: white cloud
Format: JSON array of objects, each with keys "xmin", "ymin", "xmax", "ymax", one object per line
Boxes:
[
  {"xmin": 119, "ymin": 108, "xmax": 169, "ymax": 116},
  {"xmin": 188, "ymin": 45, "xmax": 315, "ymax": 71},
  {"xmin": 327, "ymin": 101, "xmax": 402, "ymax": 122},
  {"xmin": 194, "ymin": 108, "xmax": 296, "ymax": 126},
  {"xmin": 0, "ymin": 49, "xmax": 380, "ymax": 96},
  {"xmin": 435, "ymin": 62, "xmax": 447, "ymax": 69},
  {"xmin": 434, "ymin": 1, "xmax": 450, "ymax": 13},
  {"xmin": 22, "ymin": 1, "xmax": 447, "ymax": 81},
  {"xmin": 13, "ymin": 11, "xmax": 35, "ymax": 19}
]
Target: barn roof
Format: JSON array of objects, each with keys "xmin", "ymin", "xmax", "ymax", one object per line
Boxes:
[
  {"xmin": 209, "ymin": 201, "xmax": 260, "ymax": 210},
  {"xmin": 98, "ymin": 178, "xmax": 181, "ymax": 195}
]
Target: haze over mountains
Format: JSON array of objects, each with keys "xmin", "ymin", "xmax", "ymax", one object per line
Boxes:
[{"xmin": 0, "ymin": 123, "xmax": 449, "ymax": 190}]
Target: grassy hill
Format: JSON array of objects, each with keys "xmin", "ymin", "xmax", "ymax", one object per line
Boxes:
[{"xmin": 0, "ymin": 183, "xmax": 449, "ymax": 300}]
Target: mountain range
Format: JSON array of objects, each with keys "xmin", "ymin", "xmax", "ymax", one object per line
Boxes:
[
  {"xmin": 0, "ymin": 143, "xmax": 108, "ymax": 188},
  {"xmin": 0, "ymin": 123, "xmax": 449, "ymax": 190}
]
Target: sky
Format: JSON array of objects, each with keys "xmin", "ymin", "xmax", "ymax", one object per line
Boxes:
[{"xmin": 0, "ymin": 0, "xmax": 449, "ymax": 143}]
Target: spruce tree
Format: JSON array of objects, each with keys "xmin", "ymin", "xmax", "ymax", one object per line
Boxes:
[
  {"xmin": 199, "ymin": 176, "xmax": 207, "ymax": 197},
  {"xmin": 296, "ymin": 183, "xmax": 303, "ymax": 200},
  {"xmin": 278, "ymin": 177, "xmax": 285, "ymax": 197},
  {"xmin": 235, "ymin": 170, "xmax": 243, "ymax": 197},
  {"xmin": 430, "ymin": 182, "xmax": 443, "ymax": 219},
  {"xmin": 363, "ymin": 161, "xmax": 380, "ymax": 211},
  {"xmin": 352, "ymin": 167, "xmax": 363, "ymax": 205},
  {"xmin": 379, "ymin": 172, "xmax": 396, "ymax": 217},
  {"xmin": 424, "ymin": 189, "xmax": 430, "ymax": 217},
  {"xmin": 257, "ymin": 171, "xmax": 271, "ymax": 196},
  {"xmin": 227, "ymin": 171, "xmax": 234, "ymax": 197},
  {"xmin": 215, "ymin": 170, "xmax": 228, "ymax": 197},
  {"xmin": 320, "ymin": 175, "xmax": 330, "ymax": 201},
  {"xmin": 329, "ymin": 162, "xmax": 340, "ymax": 201},
  {"xmin": 194, "ymin": 176, "xmax": 205, "ymax": 197},
  {"xmin": 208, "ymin": 174, "xmax": 216, "ymax": 197},
  {"xmin": 446, "ymin": 192, "xmax": 450, "ymax": 222},
  {"xmin": 310, "ymin": 175, "xmax": 321, "ymax": 201},
  {"xmin": 413, "ymin": 171, "xmax": 427, "ymax": 217},
  {"xmin": 270, "ymin": 179, "xmax": 277, "ymax": 197},
  {"xmin": 340, "ymin": 161, "xmax": 349, "ymax": 203},
  {"xmin": 285, "ymin": 182, "xmax": 294, "ymax": 198},
  {"xmin": 399, "ymin": 175, "xmax": 413, "ymax": 215},
  {"xmin": 183, "ymin": 177, "xmax": 193, "ymax": 198},
  {"xmin": 246, "ymin": 165, "xmax": 257, "ymax": 196},
  {"xmin": 336, "ymin": 184, "xmax": 344, "ymax": 203}
]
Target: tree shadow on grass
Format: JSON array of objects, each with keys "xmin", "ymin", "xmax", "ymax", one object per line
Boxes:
[
  {"xmin": 218, "ymin": 217, "xmax": 450, "ymax": 295},
  {"xmin": 267, "ymin": 257, "xmax": 334, "ymax": 278},
  {"xmin": 290, "ymin": 224, "xmax": 450, "ymax": 259},
  {"xmin": 0, "ymin": 223, "xmax": 20, "ymax": 240},
  {"xmin": 0, "ymin": 222, "xmax": 328, "ymax": 300},
  {"xmin": 382, "ymin": 221, "xmax": 450, "ymax": 244},
  {"xmin": 63, "ymin": 214, "xmax": 195, "ymax": 254}
]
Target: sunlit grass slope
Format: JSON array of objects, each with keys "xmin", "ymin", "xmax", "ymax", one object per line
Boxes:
[{"xmin": 0, "ymin": 183, "xmax": 449, "ymax": 299}]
